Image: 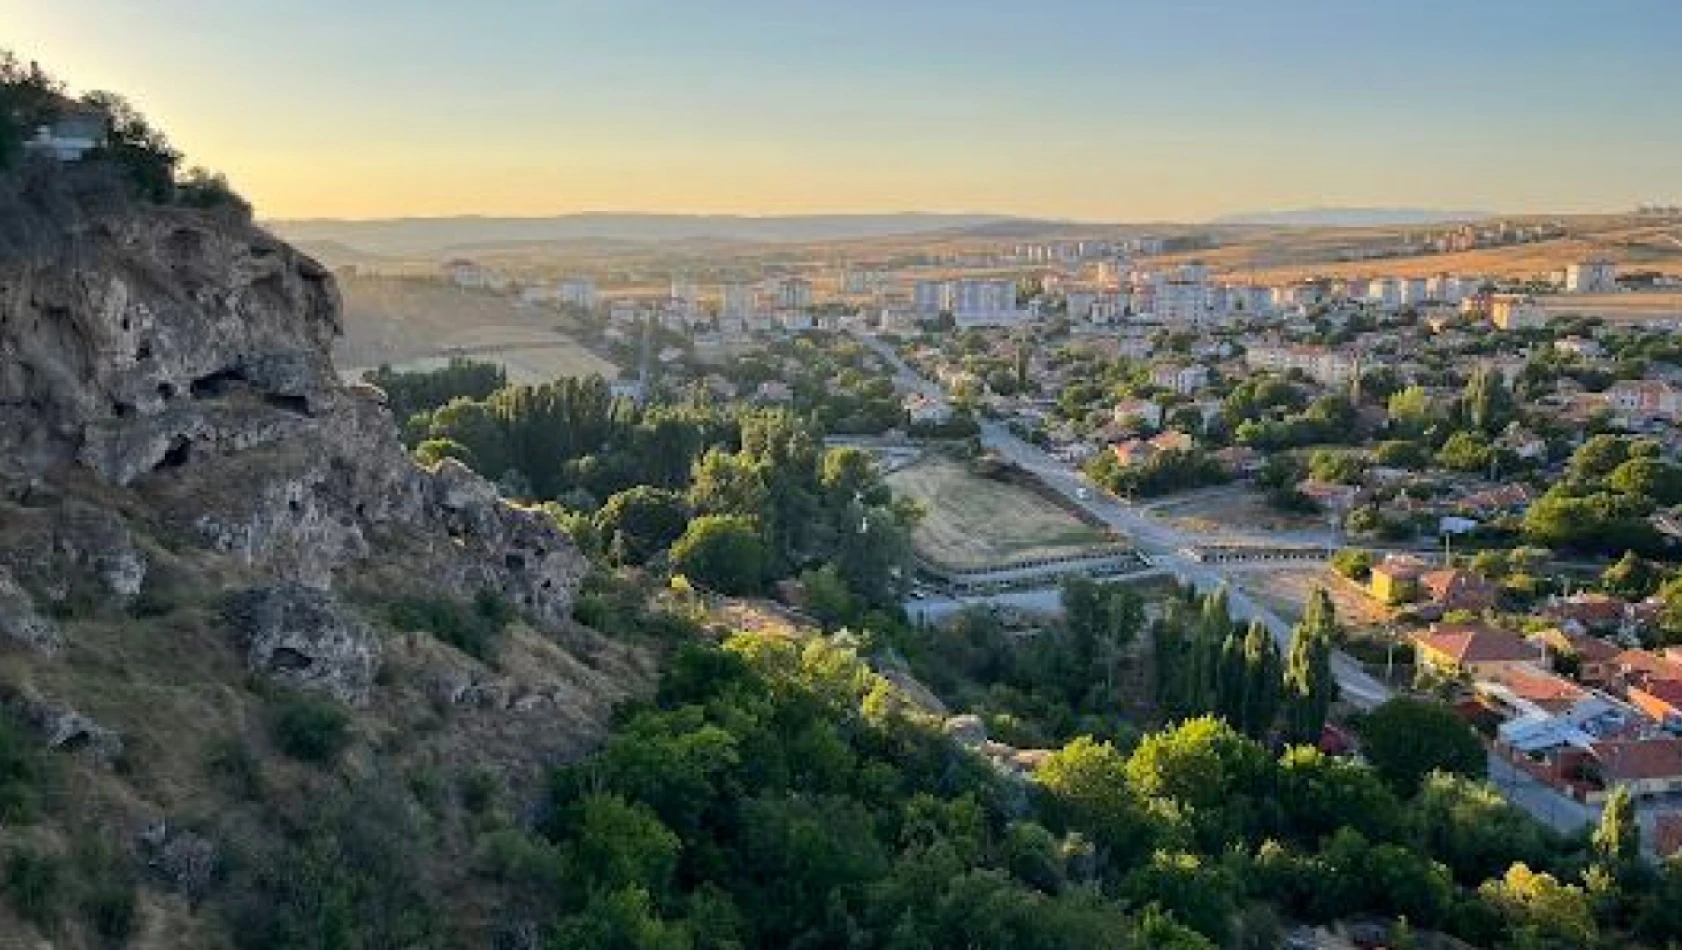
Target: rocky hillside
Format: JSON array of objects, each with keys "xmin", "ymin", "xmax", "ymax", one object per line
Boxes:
[{"xmin": 0, "ymin": 163, "xmax": 653, "ymax": 947}]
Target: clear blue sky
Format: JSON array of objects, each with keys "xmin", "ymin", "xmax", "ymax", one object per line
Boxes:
[{"xmin": 6, "ymin": 0, "xmax": 1681, "ymax": 219}]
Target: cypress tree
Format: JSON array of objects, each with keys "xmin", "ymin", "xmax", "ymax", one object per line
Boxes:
[
  {"xmin": 1283, "ymin": 588, "xmax": 1339, "ymax": 744},
  {"xmin": 1239, "ymin": 621, "xmax": 1282, "ymax": 739}
]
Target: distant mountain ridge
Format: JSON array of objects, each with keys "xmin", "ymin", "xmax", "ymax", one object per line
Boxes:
[
  {"xmin": 1212, "ymin": 207, "xmax": 1492, "ymax": 227},
  {"xmin": 266, "ymin": 212, "xmax": 1026, "ymax": 257}
]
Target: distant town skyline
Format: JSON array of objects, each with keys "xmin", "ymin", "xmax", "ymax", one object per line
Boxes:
[{"xmin": 6, "ymin": 0, "xmax": 1681, "ymax": 220}]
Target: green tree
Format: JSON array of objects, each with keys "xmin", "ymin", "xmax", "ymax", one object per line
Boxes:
[
  {"xmin": 1477, "ymin": 863, "xmax": 1597, "ymax": 949},
  {"xmin": 1275, "ymin": 746, "xmax": 1404, "ymax": 845},
  {"xmin": 1461, "ymin": 367, "xmax": 1515, "ymax": 435},
  {"xmin": 1036, "ymin": 737, "xmax": 1153, "ymax": 866},
  {"xmin": 1436, "ymin": 431, "xmax": 1496, "ymax": 473},
  {"xmin": 1591, "ymin": 785, "xmax": 1640, "ymax": 875},
  {"xmin": 1567, "ymin": 434, "xmax": 1637, "ymax": 484},
  {"xmin": 1282, "ymin": 589, "xmax": 1338, "ymax": 745},
  {"xmin": 1356, "ymin": 697, "xmax": 1486, "ymax": 796},
  {"xmin": 1309, "ymin": 450, "xmax": 1367, "ymax": 485},
  {"xmin": 569, "ymin": 794, "xmax": 682, "ymax": 894},
  {"xmin": 1387, "ymin": 385, "xmax": 1435, "ymax": 436},
  {"xmin": 595, "ymin": 486, "xmax": 692, "ymax": 564},
  {"xmin": 1602, "ymin": 550, "xmax": 1661, "ymax": 599},
  {"xmin": 1608, "ymin": 456, "xmax": 1682, "ymax": 507},
  {"xmin": 797, "ymin": 565, "xmax": 858, "ymax": 628},
  {"xmin": 670, "ymin": 515, "xmax": 767, "ymax": 595},
  {"xmin": 549, "ymin": 887, "xmax": 690, "ymax": 950},
  {"xmin": 1329, "ymin": 548, "xmax": 1375, "ymax": 581},
  {"xmin": 1125, "ymin": 716, "xmax": 1273, "ymax": 848},
  {"xmin": 1236, "ymin": 622, "xmax": 1282, "ymax": 739},
  {"xmin": 1120, "ymin": 852, "xmax": 1238, "ymax": 946},
  {"xmin": 80, "ymin": 90, "xmax": 181, "ymax": 201},
  {"xmin": 1414, "ymin": 773, "xmax": 1553, "ymax": 885}
]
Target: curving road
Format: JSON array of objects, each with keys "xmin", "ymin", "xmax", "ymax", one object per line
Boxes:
[{"xmin": 860, "ymin": 332, "xmax": 1391, "ymax": 709}]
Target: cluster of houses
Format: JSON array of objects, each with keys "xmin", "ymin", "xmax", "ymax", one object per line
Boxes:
[
  {"xmin": 1354, "ymin": 546, "xmax": 1682, "ymax": 810},
  {"xmin": 1410, "ymin": 612, "xmax": 1682, "ymax": 807}
]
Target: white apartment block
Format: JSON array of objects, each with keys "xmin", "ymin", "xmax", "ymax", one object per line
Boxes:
[
  {"xmin": 1154, "ymin": 279, "xmax": 1210, "ymax": 323},
  {"xmin": 951, "ymin": 279, "xmax": 1020, "ymax": 319},
  {"xmin": 1149, "ymin": 363, "xmax": 1211, "ymax": 395},
  {"xmin": 1398, "ymin": 277, "xmax": 1428, "ymax": 308},
  {"xmin": 1088, "ymin": 293, "xmax": 1124, "ymax": 324},
  {"xmin": 1565, "ymin": 260, "xmax": 1618, "ymax": 295},
  {"xmin": 1222, "ymin": 284, "xmax": 1275, "ymax": 317},
  {"xmin": 558, "ymin": 278, "xmax": 597, "ymax": 309},
  {"xmin": 1244, "ymin": 344, "xmax": 1360, "ymax": 387},
  {"xmin": 721, "ymin": 282, "xmax": 757, "ymax": 320},
  {"xmin": 1273, "ymin": 282, "xmax": 1326, "ymax": 311},
  {"xmin": 670, "ymin": 278, "xmax": 700, "ymax": 316},
  {"xmin": 1426, "ymin": 273, "xmax": 1480, "ymax": 304},
  {"xmin": 778, "ymin": 310, "xmax": 815, "ymax": 332},
  {"xmin": 768, "ymin": 277, "xmax": 813, "ymax": 311},
  {"xmin": 913, "ymin": 280, "xmax": 952, "ymax": 314}
]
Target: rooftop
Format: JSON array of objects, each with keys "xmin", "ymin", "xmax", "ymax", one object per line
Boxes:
[
  {"xmin": 1413, "ymin": 623, "xmax": 1537, "ymax": 665},
  {"xmin": 1592, "ymin": 737, "xmax": 1682, "ymax": 782}
]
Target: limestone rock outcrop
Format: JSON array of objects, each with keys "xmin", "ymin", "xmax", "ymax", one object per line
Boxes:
[
  {"xmin": 226, "ymin": 584, "xmax": 382, "ymax": 706},
  {"xmin": 0, "ymin": 166, "xmax": 586, "ymax": 666}
]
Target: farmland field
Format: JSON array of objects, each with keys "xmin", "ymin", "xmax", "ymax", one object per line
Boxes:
[
  {"xmin": 333, "ymin": 276, "xmax": 619, "ymax": 384},
  {"xmin": 886, "ymin": 457, "xmax": 1114, "ymax": 571}
]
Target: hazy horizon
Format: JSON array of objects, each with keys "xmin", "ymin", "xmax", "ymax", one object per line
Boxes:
[{"xmin": 7, "ymin": 0, "xmax": 1681, "ymax": 220}]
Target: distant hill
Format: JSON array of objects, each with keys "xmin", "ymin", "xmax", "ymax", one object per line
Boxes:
[
  {"xmin": 1211, "ymin": 207, "xmax": 1491, "ymax": 227},
  {"xmin": 266, "ymin": 213, "xmax": 1022, "ymax": 257}
]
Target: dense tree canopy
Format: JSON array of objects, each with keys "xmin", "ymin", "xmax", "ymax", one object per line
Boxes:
[{"xmin": 1357, "ymin": 698, "xmax": 1487, "ymax": 796}]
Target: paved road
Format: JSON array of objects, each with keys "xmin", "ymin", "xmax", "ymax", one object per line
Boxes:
[
  {"xmin": 859, "ymin": 332, "xmax": 1391, "ymax": 710},
  {"xmin": 1486, "ymin": 753, "xmax": 1596, "ymax": 835}
]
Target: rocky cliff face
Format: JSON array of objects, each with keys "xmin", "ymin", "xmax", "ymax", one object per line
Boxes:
[
  {"xmin": 0, "ymin": 166, "xmax": 587, "ymax": 660},
  {"xmin": 0, "ymin": 147, "xmax": 645, "ymax": 950}
]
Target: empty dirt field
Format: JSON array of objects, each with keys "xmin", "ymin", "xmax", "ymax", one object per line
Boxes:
[
  {"xmin": 886, "ymin": 457, "xmax": 1115, "ymax": 571},
  {"xmin": 333, "ymin": 276, "xmax": 619, "ymax": 384},
  {"xmin": 1235, "ymin": 565, "xmax": 1391, "ymax": 632},
  {"xmin": 1149, "ymin": 486, "xmax": 1329, "ymax": 540}
]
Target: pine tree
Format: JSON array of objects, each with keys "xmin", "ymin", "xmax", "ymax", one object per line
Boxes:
[{"xmin": 1283, "ymin": 588, "xmax": 1339, "ymax": 744}]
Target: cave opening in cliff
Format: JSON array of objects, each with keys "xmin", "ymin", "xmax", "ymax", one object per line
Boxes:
[
  {"xmin": 158, "ymin": 437, "xmax": 193, "ymax": 470},
  {"xmin": 190, "ymin": 367, "xmax": 247, "ymax": 399},
  {"xmin": 262, "ymin": 392, "xmax": 310, "ymax": 415}
]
